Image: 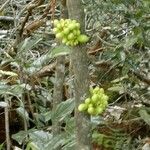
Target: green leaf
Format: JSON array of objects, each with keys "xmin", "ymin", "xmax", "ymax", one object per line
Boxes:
[
  {"xmin": 18, "ymin": 37, "xmax": 42, "ymax": 53},
  {"xmin": 139, "ymin": 109, "xmax": 150, "ymax": 125},
  {"xmin": 124, "ymin": 36, "xmax": 138, "ymax": 49},
  {"xmin": 45, "ymin": 134, "xmax": 65, "ymax": 150},
  {"xmin": 50, "ymin": 45, "xmax": 72, "ymax": 58},
  {"xmin": 12, "ymin": 129, "xmax": 36, "ymax": 145},
  {"xmin": 27, "ymin": 130, "xmax": 52, "ymax": 150},
  {"xmin": 111, "ymin": 75, "xmax": 128, "ymax": 83},
  {"xmin": 0, "ymin": 143, "xmax": 4, "ymax": 150},
  {"xmin": 26, "ymin": 142, "xmax": 39, "ymax": 150},
  {"xmin": 108, "ymin": 85, "xmax": 125, "ymax": 93},
  {"xmin": 16, "ymin": 107, "xmax": 29, "ymax": 123},
  {"xmin": 51, "ymin": 98, "xmax": 75, "ymax": 122}
]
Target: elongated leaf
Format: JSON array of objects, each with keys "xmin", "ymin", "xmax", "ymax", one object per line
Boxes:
[
  {"xmin": 139, "ymin": 109, "xmax": 150, "ymax": 125},
  {"xmin": 12, "ymin": 129, "xmax": 36, "ymax": 145},
  {"xmin": 26, "ymin": 52, "xmax": 52, "ymax": 74},
  {"xmin": 18, "ymin": 37, "xmax": 42, "ymax": 53},
  {"xmin": 50, "ymin": 45, "xmax": 71, "ymax": 58},
  {"xmin": 51, "ymin": 98, "xmax": 75, "ymax": 122},
  {"xmin": 16, "ymin": 107, "xmax": 29, "ymax": 122}
]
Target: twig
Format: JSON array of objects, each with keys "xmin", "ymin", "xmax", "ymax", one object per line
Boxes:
[
  {"xmin": 0, "ymin": 16, "xmax": 15, "ymax": 22},
  {"xmin": 131, "ymin": 70, "xmax": 150, "ymax": 85},
  {"xmin": 96, "ymin": 33, "xmax": 116, "ymax": 47},
  {"xmin": 0, "ymin": 0, "xmax": 10, "ymax": 12},
  {"xmin": 0, "ymin": 30, "xmax": 8, "ymax": 35},
  {"xmin": 13, "ymin": 0, "xmax": 45, "ymax": 52}
]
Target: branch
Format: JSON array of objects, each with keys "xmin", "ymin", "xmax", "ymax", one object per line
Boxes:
[
  {"xmin": 0, "ymin": 0, "xmax": 10, "ymax": 12},
  {"xmin": 13, "ymin": 0, "xmax": 45, "ymax": 52},
  {"xmin": 132, "ymin": 70, "xmax": 150, "ymax": 85},
  {"xmin": 0, "ymin": 16, "xmax": 15, "ymax": 23}
]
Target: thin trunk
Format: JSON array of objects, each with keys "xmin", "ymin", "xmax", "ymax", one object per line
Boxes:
[
  {"xmin": 66, "ymin": 0, "xmax": 92, "ymax": 149},
  {"xmin": 5, "ymin": 96, "xmax": 10, "ymax": 150},
  {"xmin": 52, "ymin": 56, "xmax": 65, "ymax": 149},
  {"xmin": 52, "ymin": 1, "xmax": 68, "ymax": 149}
]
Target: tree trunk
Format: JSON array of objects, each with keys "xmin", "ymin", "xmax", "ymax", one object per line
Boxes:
[
  {"xmin": 52, "ymin": 1, "xmax": 68, "ymax": 149},
  {"xmin": 52, "ymin": 56, "xmax": 65, "ymax": 150},
  {"xmin": 67, "ymin": 0, "xmax": 92, "ymax": 149}
]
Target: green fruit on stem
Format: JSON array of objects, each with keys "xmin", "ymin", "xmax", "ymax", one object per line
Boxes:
[
  {"xmin": 63, "ymin": 28, "xmax": 70, "ymax": 35},
  {"xmin": 62, "ymin": 38, "xmax": 67, "ymax": 44},
  {"xmin": 102, "ymin": 99, "xmax": 108, "ymax": 107},
  {"xmin": 56, "ymin": 33, "xmax": 63, "ymax": 39},
  {"xmin": 91, "ymin": 94, "xmax": 100, "ymax": 103},
  {"xmin": 88, "ymin": 103, "xmax": 94, "ymax": 108},
  {"xmin": 53, "ymin": 28, "xmax": 59, "ymax": 34},
  {"xmin": 87, "ymin": 107, "xmax": 95, "ymax": 115},
  {"xmin": 99, "ymin": 88, "xmax": 104, "ymax": 94},
  {"xmin": 68, "ymin": 33, "xmax": 74, "ymax": 40},
  {"xmin": 93, "ymin": 87, "xmax": 100, "ymax": 94},
  {"xmin": 78, "ymin": 34, "xmax": 89, "ymax": 43},
  {"xmin": 89, "ymin": 87, "xmax": 94, "ymax": 95},
  {"xmin": 85, "ymin": 98, "xmax": 91, "ymax": 104},
  {"xmin": 101, "ymin": 95, "xmax": 109, "ymax": 102},
  {"xmin": 75, "ymin": 23, "xmax": 80, "ymax": 28},
  {"xmin": 68, "ymin": 23, "xmax": 76, "ymax": 30},
  {"xmin": 78, "ymin": 103, "xmax": 88, "ymax": 112},
  {"xmin": 96, "ymin": 106, "xmax": 103, "ymax": 115},
  {"xmin": 53, "ymin": 19, "xmax": 59, "ymax": 26},
  {"xmin": 56, "ymin": 23, "xmax": 62, "ymax": 29}
]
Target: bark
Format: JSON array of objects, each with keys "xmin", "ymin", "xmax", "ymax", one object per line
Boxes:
[
  {"xmin": 5, "ymin": 97, "xmax": 10, "ymax": 150},
  {"xmin": 67, "ymin": 0, "xmax": 92, "ymax": 149},
  {"xmin": 52, "ymin": 2, "xmax": 68, "ymax": 149},
  {"xmin": 52, "ymin": 56, "xmax": 65, "ymax": 149}
]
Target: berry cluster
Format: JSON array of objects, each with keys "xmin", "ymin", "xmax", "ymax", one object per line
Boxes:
[
  {"xmin": 52, "ymin": 19, "xmax": 89, "ymax": 46},
  {"xmin": 78, "ymin": 87, "xmax": 109, "ymax": 116}
]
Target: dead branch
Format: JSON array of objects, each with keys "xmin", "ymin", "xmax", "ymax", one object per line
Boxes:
[
  {"xmin": 13, "ymin": 0, "xmax": 45, "ymax": 52},
  {"xmin": 0, "ymin": 0, "xmax": 10, "ymax": 12},
  {"xmin": 0, "ymin": 16, "xmax": 15, "ymax": 22},
  {"xmin": 35, "ymin": 62, "xmax": 56, "ymax": 78},
  {"xmin": 132, "ymin": 70, "xmax": 150, "ymax": 85}
]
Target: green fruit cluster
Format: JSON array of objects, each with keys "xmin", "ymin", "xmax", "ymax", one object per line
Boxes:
[
  {"xmin": 52, "ymin": 19, "xmax": 89, "ymax": 46},
  {"xmin": 78, "ymin": 87, "xmax": 109, "ymax": 116}
]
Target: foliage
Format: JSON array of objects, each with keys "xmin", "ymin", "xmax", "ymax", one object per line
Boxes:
[{"xmin": 0, "ymin": 0, "xmax": 149, "ymax": 149}]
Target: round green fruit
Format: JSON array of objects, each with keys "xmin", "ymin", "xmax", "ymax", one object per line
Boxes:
[
  {"xmin": 68, "ymin": 33, "xmax": 74, "ymax": 40},
  {"xmin": 85, "ymin": 98, "xmax": 91, "ymax": 104},
  {"xmin": 88, "ymin": 103, "xmax": 93, "ymax": 108},
  {"xmin": 96, "ymin": 106, "xmax": 103, "ymax": 115},
  {"xmin": 78, "ymin": 103, "xmax": 88, "ymax": 112},
  {"xmin": 89, "ymin": 87, "xmax": 94, "ymax": 95},
  {"xmin": 75, "ymin": 23, "xmax": 80, "ymax": 28},
  {"xmin": 91, "ymin": 94, "xmax": 100, "ymax": 103},
  {"xmin": 53, "ymin": 28, "xmax": 59, "ymax": 34},
  {"xmin": 56, "ymin": 23, "xmax": 62, "ymax": 29},
  {"xmin": 63, "ymin": 28, "xmax": 70, "ymax": 35},
  {"xmin": 99, "ymin": 88, "xmax": 104, "ymax": 94},
  {"xmin": 87, "ymin": 107, "xmax": 95, "ymax": 115},
  {"xmin": 76, "ymin": 30, "xmax": 81, "ymax": 36},
  {"xmin": 53, "ymin": 19, "xmax": 59, "ymax": 26},
  {"xmin": 56, "ymin": 33, "xmax": 63, "ymax": 39},
  {"xmin": 68, "ymin": 23, "xmax": 76, "ymax": 30},
  {"xmin": 101, "ymin": 95, "xmax": 109, "ymax": 102},
  {"xmin": 78, "ymin": 34, "xmax": 89, "ymax": 43},
  {"xmin": 102, "ymin": 99, "xmax": 108, "ymax": 107},
  {"xmin": 62, "ymin": 38, "xmax": 67, "ymax": 44},
  {"xmin": 93, "ymin": 87, "xmax": 100, "ymax": 94}
]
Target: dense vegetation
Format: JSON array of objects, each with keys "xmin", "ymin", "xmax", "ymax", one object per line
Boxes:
[{"xmin": 0, "ymin": 0, "xmax": 149, "ymax": 149}]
